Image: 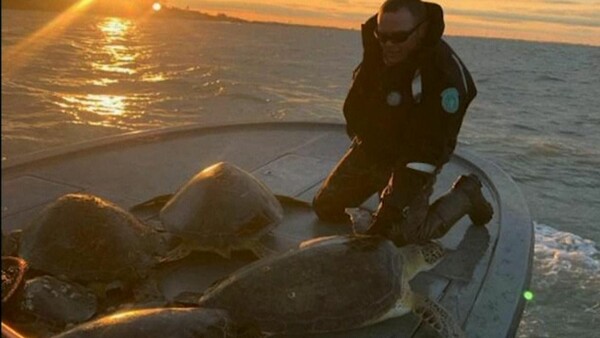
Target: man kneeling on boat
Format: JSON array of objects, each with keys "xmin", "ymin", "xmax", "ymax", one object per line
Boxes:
[{"xmin": 312, "ymin": 0, "xmax": 493, "ymax": 246}]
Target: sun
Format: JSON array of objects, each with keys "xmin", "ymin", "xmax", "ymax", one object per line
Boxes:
[{"xmin": 152, "ymin": 2, "xmax": 161, "ymax": 11}]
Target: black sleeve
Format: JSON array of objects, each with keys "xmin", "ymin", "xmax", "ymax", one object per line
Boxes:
[
  {"xmin": 343, "ymin": 63, "xmax": 368, "ymax": 140},
  {"xmin": 405, "ymin": 53, "xmax": 476, "ymax": 167},
  {"xmin": 343, "ymin": 64, "xmax": 397, "ymax": 163}
]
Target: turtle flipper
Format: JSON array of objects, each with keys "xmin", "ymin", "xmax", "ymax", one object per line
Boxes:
[
  {"xmin": 249, "ymin": 242, "xmax": 276, "ymax": 258},
  {"xmin": 130, "ymin": 194, "xmax": 174, "ymax": 214},
  {"xmin": 172, "ymin": 291, "xmax": 204, "ymax": 306},
  {"xmin": 159, "ymin": 243, "xmax": 193, "ymax": 263},
  {"xmin": 275, "ymin": 194, "xmax": 312, "ymax": 208},
  {"xmin": 410, "ymin": 293, "xmax": 466, "ymax": 338}
]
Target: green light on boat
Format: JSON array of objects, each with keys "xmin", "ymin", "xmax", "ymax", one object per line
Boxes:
[{"xmin": 523, "ymin": 291, "xmax": 534, "ymax": 301}]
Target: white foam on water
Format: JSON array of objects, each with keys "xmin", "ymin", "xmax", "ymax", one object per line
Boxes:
[
  {"xmin": 517, "ymin": 222, "xmax": 600, "ymax": 338},
  {"xmin": 533, "ymin": 221, "xmax": 599, "ymax": 286}
]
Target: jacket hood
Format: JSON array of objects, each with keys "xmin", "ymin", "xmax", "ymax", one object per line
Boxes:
[{"xmin": 360, "ymin": 2, "xmax": 445, "ymax": 64}]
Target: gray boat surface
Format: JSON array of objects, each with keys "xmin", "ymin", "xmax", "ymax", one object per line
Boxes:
[{"xmin": 1, "ymin": 122, "xmax": 533, "ymax": 338}]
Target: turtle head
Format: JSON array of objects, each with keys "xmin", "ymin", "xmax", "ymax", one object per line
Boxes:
[{"xmin": 400, "ymin": 241, "xmax": 446, "ymax": 279}]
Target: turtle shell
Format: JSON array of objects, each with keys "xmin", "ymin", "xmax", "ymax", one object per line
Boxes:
[
  {"xmin": 198, "ymin": 235, "xmax": 405, "ymax": 334},
  {"xmin": 54, "ymin": 308, "xmax": 247, "ymax": 338},
  {"xmin": 159, "ymin": 162, "xmax": 283, "ymax": 250},
  {"xmin": 20, "ymin": 275, "xmax": 98, "ymax": 325},
  {"xmin": 19, "ymin": 194, "xmax": 160, "ymax": 283}
]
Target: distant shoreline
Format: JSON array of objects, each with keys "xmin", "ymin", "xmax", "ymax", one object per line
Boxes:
[
  {"xmin": 0, "ymin": 0, "xmax": 245, "ymax": 23},
  {"xmin": 2, "ymin": 2, "xmax": 596, "ymax": 48},
  {"xmin": 1, "ymin": 1, "xmax": 353, "ymax": 33}
]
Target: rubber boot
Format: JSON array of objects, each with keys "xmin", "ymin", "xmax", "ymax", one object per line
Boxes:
[
  {"xmin": 366, "ymin": 174, "xmax": 493, "ymax": 245},
  {"xmin": 366, "ymin": 169, "xmax": 433, "ymax": 244},
  {"xmin": 425, "ymin": 174, "xmax": 494, "ymax": 239},
  {"xmin": 453, "ymin": 174, "xmax": 494, "ymax": 226}
]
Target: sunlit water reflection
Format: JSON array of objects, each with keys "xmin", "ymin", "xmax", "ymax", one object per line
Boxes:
[{"xmin": 56, "ymin": 17, "xmax": 142, "ymax": 126}]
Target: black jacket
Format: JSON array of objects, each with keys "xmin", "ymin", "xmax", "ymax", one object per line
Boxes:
[{"xmin": 344, "ymin": 2, "xmax": 477, "ymax": 168}]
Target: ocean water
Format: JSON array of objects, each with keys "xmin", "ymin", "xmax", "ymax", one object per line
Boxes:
[{"xmin": 2, "ymin": 9, "xmax": 599, "ymax": 337}]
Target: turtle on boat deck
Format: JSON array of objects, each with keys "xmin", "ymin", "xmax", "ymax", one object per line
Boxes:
[
  {"xmin": 2, "ymin": 194, "xmax": 173, "ymax": 336},
  {"xmin": 131, "ymin": 162, "xmax": 286, "ymax": 261},
  {"xmin": 53, "ymin": 307, "xmax": 261, "ymax": 338},
  {"xmin": 196, "ymin": 234, "xmax": 465, "ymax": 337},
  {"xmin": 17, "ymin": 193, "xmax": 165, "ymax": 298},
  {"xmin": 3, "ymin": 257, "xmax": 98, "ymax": 335}
]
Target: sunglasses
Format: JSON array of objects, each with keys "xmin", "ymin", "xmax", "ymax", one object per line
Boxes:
[{"xmin": 374, "ymin": 20, "xmax": 425, "ymax": 44}]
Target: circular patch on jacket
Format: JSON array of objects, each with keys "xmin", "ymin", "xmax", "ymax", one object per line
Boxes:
[
  {"xmin": 386, "ymin": 91, "xmax": 402, "ymax": 106},
  {"xmin": 440, "ymin": 87, "xmax": 460, "ymax": 113}
]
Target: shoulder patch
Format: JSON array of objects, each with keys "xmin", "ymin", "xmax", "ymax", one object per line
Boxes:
[{"xmin": 441, "ymin": 87, "xmax": 459, "ymax": 113}]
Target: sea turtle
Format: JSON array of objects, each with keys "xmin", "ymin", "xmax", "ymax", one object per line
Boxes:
[
  {"xmin": 18, "ymin": 193, "xmax": 165, "ymax": 297},
  {"xmin": 53, "ymin": 307, "xmax": 260, "ymax": 338},
  {"xmin": 20, "ymin": 275, "xmax": 98, "ymax": 325},
  {"xmin": 2, "ymin": 256, "xmax": 28, "ymax": 304},
  {"xmin": 134, "ymin": 162, "xmax": 284, "ymax": 260},
  {"xmin": 197, "ymin": 235, "xmax": 465, "ymax": 337},
  {"xmin": 3, "ymin": 262, "xmax": 101, "ymax": 337}
]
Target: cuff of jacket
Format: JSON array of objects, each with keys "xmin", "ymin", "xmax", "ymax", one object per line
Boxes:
[{"xmin": 406, "ymin": 162, "xmax": 437, "ymax": 174}]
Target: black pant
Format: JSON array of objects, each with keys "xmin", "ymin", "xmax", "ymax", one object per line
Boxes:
[{"xmin": 313, "ymin": 140, "xmax": 466, "ymax": 246}]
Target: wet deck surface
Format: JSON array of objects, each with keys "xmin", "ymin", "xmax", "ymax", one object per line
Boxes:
[{"xmin": 1, "ymin": 122, "xmax": 533, "ymax": 337}]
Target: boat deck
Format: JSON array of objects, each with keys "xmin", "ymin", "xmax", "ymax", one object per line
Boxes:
[{"xmin": 1, "ymin": 122, "xmax": 533, "ymax": 338}]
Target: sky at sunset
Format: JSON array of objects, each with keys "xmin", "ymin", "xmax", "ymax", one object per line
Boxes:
[{"xmin": 169, "ymin": 0, "xmax": 600, "ymax": 46}]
